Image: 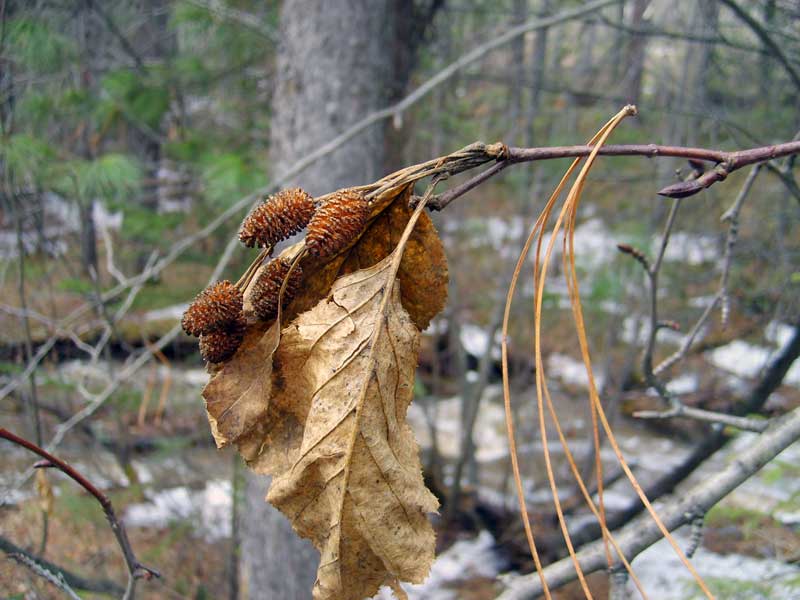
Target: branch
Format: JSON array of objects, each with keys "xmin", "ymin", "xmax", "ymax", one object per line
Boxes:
[
  {"xmin": 499, "ymin": 404, "xmax": 800, "ymax": 599},
  {"xmin": 556, "ymin": 322, "xmax": 800, "ymax": 554},
  {"xmin": 0, "ymin": 428, "xmax": 159, "ymax": 597},
  {"xmin": 0, "ymin": 534, "xmax": 124, "ymax": 596},
  {"xmin": 182, "ymin": 0, "xmax": 278, "ymax": 42},
  {"xmin": 718, "ymin": 0, "xmax": 800, "ymax": 93},
  {"xmin": 84, "ymin": 0, "xmax": 146, "ymax": 72},
  {"xmin": 8, "ymin": 552, "xmax": 82, "ymax": 600},
  {"xmin": 654, "ymin": 165, "xmax": 762, "ymax": 375},
  {"xmin": 633, "ymin": 404, "xmax": 768, "ymax": 433}
]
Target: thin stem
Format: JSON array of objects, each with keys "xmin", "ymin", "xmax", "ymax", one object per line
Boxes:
[
  {"xmin": 0, "ymin": 428, "xmax": 160, "ymax": 593},
  {"xmin": 634, "ymin": 404, "xmax": 768, "ymax": 433}
]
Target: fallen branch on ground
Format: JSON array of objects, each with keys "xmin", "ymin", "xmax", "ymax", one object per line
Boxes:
[{"xmin": 499, "ymin": 403, "xmax": 800, "ymax": 599}]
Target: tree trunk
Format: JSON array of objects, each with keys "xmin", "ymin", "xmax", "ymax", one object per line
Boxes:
[
  {"xmin": 240, "ymin": 1, "xmax": 395, "ymax": 598},
  {"xmin": 622, "ymin": 0, "xmax": 650, "ymax": 105}
]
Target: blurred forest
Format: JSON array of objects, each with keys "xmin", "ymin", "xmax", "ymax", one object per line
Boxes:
[{"xmin": 1, "ymin": 1, "xmax": 800, "ymax": 599}]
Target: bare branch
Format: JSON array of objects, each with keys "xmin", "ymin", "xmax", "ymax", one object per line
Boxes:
[
  {"xmin": 655, "ymin": 165, "xmax": 762, "ymax": 375},
  {"xmin": 633, "ymin": 404, "xmax": 768, "ymax": 433},
  {"xmin": 0, "ymin": 534, "xmax": 124, "ymax": 596},
  {"xmin": 718, "ymin": 0, "xmax": 800, "ymax": 93},
  {"xmin": 0, "ymin": 428, "xmax": 160, "ymax": 596},
  {"xmin": 183, "ymin": 0, "xmax": 278, "ymax": 42},
  {"xmin": 499, "ymin": 404, "xmax": 800, "ymax": 599},
  {"xmin": 9, "ymin": 552, "xmax": 82, "ymax": 600}
]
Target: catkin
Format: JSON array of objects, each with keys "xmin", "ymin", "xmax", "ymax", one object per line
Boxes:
[
  {"xmin": 182, "ymin": 280, "xmax": 243, "ymax": 337},
  {"xmin": 239, "ymin": 188, "xmax": 315, "ymax": 248},
  {"xmin": 199, "ymin": 317, "xmax": 247, "ymax": 363},
  {"xmin": 305, "ymin": 189, "xmax": 370, "ymax": 258},
  {"xmin": 249, "ymin": 258, "xmax": 303, "ymax": 321}
]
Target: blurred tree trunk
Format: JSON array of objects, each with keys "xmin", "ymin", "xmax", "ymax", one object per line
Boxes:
[
  {"xmin": 240, "ymin": 1, "xmax": 395, "ymax": 598},
  {"xmin": 623, "ymin": 0, "xmax": 650, "ymax": 105},
  {"xmin": 759, "ymin": 0, "xmax": 776, "ymax": 96}
]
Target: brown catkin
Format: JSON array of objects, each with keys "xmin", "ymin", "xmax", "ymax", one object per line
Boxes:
[
  {"xmin": 249, "ymin": 258, "xmax": 303, "ymax": 321},
  {"xmin": 305, "ymin": 189, "xmax": 370, "ymax": 258},
  {"xmin": 182, "ymin": 280, "xmax": 243, "ymax": 337},
  {"xmin": 239, "ymin": 188, "xmax": 315, "ymax": 248},
  {"xmin": 199, "ymin": 317, "xmax": 246, "ymax": 363}
]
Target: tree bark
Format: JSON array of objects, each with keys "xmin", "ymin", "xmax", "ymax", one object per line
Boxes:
[
  {"xmin": 622, "ymin": 0, "xmax": 650, "ymax": 105},
  {"xmin": 240, "ymin": 2, "xmax": 396, "ymax": 598}
]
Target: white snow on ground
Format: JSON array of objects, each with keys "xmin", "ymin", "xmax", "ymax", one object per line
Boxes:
[
  {"xmin": 143, "ymin": 303, "xmax": 189, "ymax": 322},
  {"xmin": 376, "ymin": 531, "xmax": 507, "ymax": 600},
  {"xmin": 623, "ymin": 531, "xmax": 800, "ymax": 599},
  {"xmin": 707, "ymin": 339, "xmax": 800, "ymax": 387},
  {"xmin": 666, "ymin": 373, "xmax": 699, "ymax": 395},
  {"xmin": 459, "ymin": 323, "xmax": 501, "ymax": 360},
  {"xmin": 124, "ymin": 480, "xmax": 231, "ymax": 541},
  {"xmin": 407, "ymin": 389, "xmax": 508, "ymax": 463},
  {"xmin": 659, "ymin": 231, "xmax": 719, "ymax": 265},
  {"xmin": 547, "ymin": 353, "xmax": 606, "ymax": 390},
  {"xmin": 766, "ymin": 320, "xmax": 795, "ymax": 348}
]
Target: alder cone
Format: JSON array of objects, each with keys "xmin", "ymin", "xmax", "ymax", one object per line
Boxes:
[
  {"xmin": 250, "ymin": 258, "xmax": 303, "ymax": 321},
  {"xmin": 305, "ymin": 189, "xmax": 370, "ymax": 258},
  {"xmin": 182, "ymin": 280, "xmax": 244, "ymax": 337},
  {"xmin": 199, "ymin": 317, "xmax": 247, "ymax": 363},
  {"xmin": 239, "ymin": 188, "xmax": 315, "ymax": 248}
]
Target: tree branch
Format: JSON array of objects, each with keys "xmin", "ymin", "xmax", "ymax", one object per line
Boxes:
[
  {"xmin": 0, "ymin": 428, "xmax": 159, "ymax": 597},
  {"xmin": 0, "ymin": 534, "xmax": 124, "ymax": 596},
  {"xmin": 633, "ymin": 404, "xmax": 768, "ymax": 433},
  {"xmin": 718, "ymin": 0, "xmax": 800, "ymax": 93},
  {"xmin": 499, "ymin": 404, "xmax": 800, "ymax": 599}
]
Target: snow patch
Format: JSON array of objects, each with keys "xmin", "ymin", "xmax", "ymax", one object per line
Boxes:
[
  {"xmin": 124, "ymin": 480, "xmax": 232, "ymax": 541},
  {"xmin": 377, "ymin": 531, "xmax": 507, "ymax": 600},
  {"xmin": 624, "ymin": 531, "xmax": 800, "ymax": 599}
]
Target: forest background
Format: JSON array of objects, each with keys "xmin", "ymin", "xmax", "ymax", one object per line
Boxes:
[{"xmin": 1, "ymin": 1, "xmax": 800, "ymax": 598}]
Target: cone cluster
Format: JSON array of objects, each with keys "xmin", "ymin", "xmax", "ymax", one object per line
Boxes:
[
  {"xmin": 239, "ymin": 188, "xmax": 315, "ymax": 248},
  {"xmin": 305, "ymin": 189, "xmax": 370, "ymax": 258},
  {"xmin": 249, "ymin": 258, "xmax": 304, "ymax": 321}
]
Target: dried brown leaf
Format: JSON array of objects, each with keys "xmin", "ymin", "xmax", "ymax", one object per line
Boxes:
[
  {"xmin": 201, "ymin": 320, "xmax": 280, "ymax": 448},
  {"xmin": 261, "ymin": 254, "xmax": 438, "ymax": 600}
]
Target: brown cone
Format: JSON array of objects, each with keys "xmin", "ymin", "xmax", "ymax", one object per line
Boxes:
[
  {"xmin": 182, "ymin": 280, "xmax": 244, "ymax": 337},
  {"xmin": 305, "ymin": 189, "xmax": 370, "ymax": 258},
  {"xmin": 239, "ymin": 188, "xmax": 315, "ymax": 248},
  {"xmin": 199, "ymin": 317, "xmax": 246, "ymax": 363},
  {"xmin": 249, "ymin": 258, "xmax": 303, "ymax": 321}
]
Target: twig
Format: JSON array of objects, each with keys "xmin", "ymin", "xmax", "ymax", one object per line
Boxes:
[
  {"xmin": 719, "ymin": 165, "xmax": 761, "ymax": 327},
  {"xmin": 633, "ymin": 404, "xmax": 768, "ymax": 433},
  {"xmin": 654, "ymin": 165, "xmax": 762, "ymax": 375},
  {"xmin": 638, "ymin": 196, "xmax": 683, "ymax": 403},
  {"xmin": 183, "ymin": 0, "xmax": 278, "ymax": 42},
  {"xmin": 426, "ymin": 159, "xmax": 510, "ymax": 210},
  {"xmin": 718, "ymin": 0, "xmax": 800, "ymax": 93},
  {"xmin": 84, "ymin": 0, "xmax": 146, "ymax": 72},
  {"xmin": 9, "ymin": 552, "xmax": 82, "ymax": 600},
  {"xmin": 0, "ymin": 533, "xmax": 124, "ymax": 595},
  {"xmin": 499, "ymin": 404, "xmax": 800, "ymax": 599},
  {"xmin": 0, "ymin": 428, "xmax": 160, "ymax": 597},
  {"xmin": 565, "ymin": 323, "xmax": 800, "ymax": 553},
  {"xmin": 685, "ymin": 515, "xmax": 705, "ymax": 559}
]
